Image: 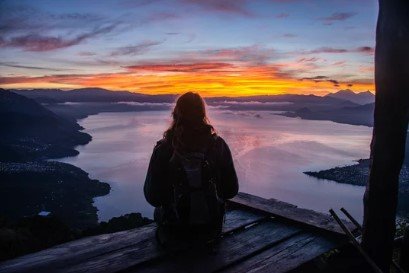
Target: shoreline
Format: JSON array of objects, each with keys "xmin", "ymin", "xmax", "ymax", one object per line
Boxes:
[
  {"xmin": 0, "ymin": 161, "xmax": 111, "ymax": 229},
  {"xmin": 279, "ymin": 110, "xmax": 373, "ymax": 127},
  {"xmin": 304, "ymin": 158, "xmax": 409, "ymax": 218}
]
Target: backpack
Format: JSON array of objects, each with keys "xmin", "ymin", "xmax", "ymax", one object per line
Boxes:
[{"xmin": 166, "ymin": 137, "xmax": 225, "ymax": 237}]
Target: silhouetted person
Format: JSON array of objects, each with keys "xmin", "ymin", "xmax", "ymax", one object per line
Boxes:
[{"xmin": 144, "ymin": 92, "xmax": 238, "ymax": 246}]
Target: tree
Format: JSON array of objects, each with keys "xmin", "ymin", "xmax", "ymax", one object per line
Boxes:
[{"xmin": 362, "ymin": 0, "xmax": 409, "ymax": 271}]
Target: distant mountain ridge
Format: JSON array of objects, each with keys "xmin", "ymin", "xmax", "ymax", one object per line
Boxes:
[
  {"xmin": 0, "ymin": 90, "xmax": 91, "ymax": 161},
  {"xmin": 9, "ymin": 87, "xmax": 374, "ymax": 105},
  {"xmin": 5, "ymin": 87, "xmax": 375, "ymax": 126},
  {"xmin": 10, "ymin": 87, "xmax": 359, "ymax": 106},
  {"xmin": 10, "ymin": 88, "xmax": 177, "ymax": 103},
  {"xmin": 7, "ymin": 88, "xmax": 364, "ymax": 121},
  {"xmin": 326, "ymin": 89, "xmax": 375, "ymax": 105}
]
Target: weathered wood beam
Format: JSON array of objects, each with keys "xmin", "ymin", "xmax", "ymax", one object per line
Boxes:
[
  {"xmin": 130, "ymin": 220, "xmax": 303, "ymax": 273},
  {"xmin": 229, "ymin": 192, "xmax": 355, "ymax": 236},
  {"xmin": 222, "ymin": 233, "xmax": 338, "ymax": 273},
  {"xmin": 362, "ymin": 0, "xmax": 409, "ymax": 271}
]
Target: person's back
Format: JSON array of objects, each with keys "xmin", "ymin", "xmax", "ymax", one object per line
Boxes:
[{"xmin": 144, "ymin": 92, "xmax": 238, "ymax": 246}]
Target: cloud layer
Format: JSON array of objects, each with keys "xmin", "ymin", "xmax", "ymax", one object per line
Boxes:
[
  {"xmin": 0, "ymin": 0, "xmax": 377, "ymax": 96},
  {"xmin": 0, "ymin": 24, "xmax": 117, "ymax": 51}
]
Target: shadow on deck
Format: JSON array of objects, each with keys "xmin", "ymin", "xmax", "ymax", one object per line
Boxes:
[{"xmin": 0, "ymin": 192, "xmax": 356, "ymax": 273}]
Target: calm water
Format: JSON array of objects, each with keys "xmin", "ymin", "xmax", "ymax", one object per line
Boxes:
[{"xmin": 58, "ymin": 110, "xmax": 372, "ymax": 222}]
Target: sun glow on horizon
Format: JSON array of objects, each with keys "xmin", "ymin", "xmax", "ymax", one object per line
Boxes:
[{"xmin": 0, "ymin": 63, "xmax": 374, "ymax": 97}]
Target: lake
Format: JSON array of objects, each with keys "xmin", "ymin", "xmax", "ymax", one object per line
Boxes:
[{"xmin": 58, "ymin": 110, "xmax": 372, "ymax": 222}]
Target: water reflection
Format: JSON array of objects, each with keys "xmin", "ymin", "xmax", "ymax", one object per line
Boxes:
[{"xmin": 58, "ymin": 110, "xmax": 372, "ymax": 222}]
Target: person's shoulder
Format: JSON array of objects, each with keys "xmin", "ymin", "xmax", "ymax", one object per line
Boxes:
[
  {"xmin": 208, "ymin": 135, "xmax": 233, "ymax": 162},
  {"xmin": 153, "ymin": 138, "xmax": 172, "ymax": 153},
  {"xmin": 212, "ymin": 134, "xmax": 226, "ymax": 145},
  {"xmin": 210, "ymin": 134, "xmax": 230, "ymax": 151}
]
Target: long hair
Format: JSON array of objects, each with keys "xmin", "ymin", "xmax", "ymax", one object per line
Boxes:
[{"xmin": 164, "ymin": 92, "xmax": 215, "ymax": 152}]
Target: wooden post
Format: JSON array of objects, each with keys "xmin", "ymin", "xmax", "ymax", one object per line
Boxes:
[{"xmin": 362, "ymin": 0, "xmax": 409, "ymax": 271}]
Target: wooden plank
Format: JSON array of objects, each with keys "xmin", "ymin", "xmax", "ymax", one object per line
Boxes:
[
  {"xmin": 222, "ymin": 209, "xmax": 266, "ymax": 233},
  {"xmin": 0, "ymin": 209, "xmax": 265, "ymax": 273},
  {"xmin": 0, "ymin": 223, "xmax": 157, "ymax": 273},
  {"xmin": 63, "ymin": 230, "xmax": 158, "ymax": 273},
  {"xmin": 221, "ymin": 232, "xmax": 340, "ymax": 273},
  {"xmin": 229, "ymin": 192, "xmax": 355, "ymax": 236},
  {"xmin": 61, "ymin": 209, "xmax": 266, "ymax": 273},
  {"xmin": 129, "ymin": 220, "xmax": 302, "ymax": 273}
]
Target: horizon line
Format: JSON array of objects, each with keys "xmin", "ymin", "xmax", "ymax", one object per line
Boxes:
[{"xmin": 0, "ymin": 86, "xmax": 375, "ymax": 98}]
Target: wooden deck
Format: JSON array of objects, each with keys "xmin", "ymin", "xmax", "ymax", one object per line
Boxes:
[{"xmin": 0, "ymin": 193, "xmax": 355, "ymax": 273}]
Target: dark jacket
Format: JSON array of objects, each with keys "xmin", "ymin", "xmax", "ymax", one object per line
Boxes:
[{"xmin": 144, "ymin": 135, "xmax": 239, "ymax": 208}]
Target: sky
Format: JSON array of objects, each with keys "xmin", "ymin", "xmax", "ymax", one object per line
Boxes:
[{"xmin": 0, "ymin": 0, "xmax": 378, "ymax": 96}]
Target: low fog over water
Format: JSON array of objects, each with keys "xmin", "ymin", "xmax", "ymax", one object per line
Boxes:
[{"xmin": 58, "ymin": 110, "xmax": 372, "ymax": 222}]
